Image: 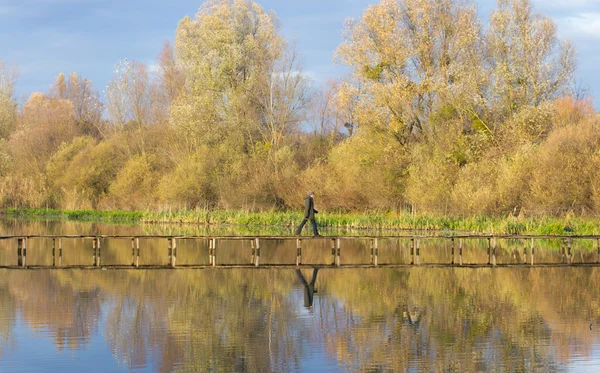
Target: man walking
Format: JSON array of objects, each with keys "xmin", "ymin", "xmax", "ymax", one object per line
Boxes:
[{"xmin": 295, "ymin": 191, "xmax": 320, "ymax": 236}]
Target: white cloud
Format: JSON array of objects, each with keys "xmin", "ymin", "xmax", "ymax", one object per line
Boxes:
[{"xmin": 560, "ymin": 12, "xmax": 600, "ymax": 39}]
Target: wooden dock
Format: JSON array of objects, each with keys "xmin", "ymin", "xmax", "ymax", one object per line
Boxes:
[{"xmin": 1, "ymin": 234, "xmax": 600, "ymax": 269}]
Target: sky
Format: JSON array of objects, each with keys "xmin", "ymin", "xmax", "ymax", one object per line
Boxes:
[{"xmin": 1, "ymin": 0, "xmax": 599, "ymax": 106}]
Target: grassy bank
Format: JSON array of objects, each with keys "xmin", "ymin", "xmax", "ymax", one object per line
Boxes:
[{"xmin": 3, "ymin": 208, "xmax": 600, "ymax": 235}]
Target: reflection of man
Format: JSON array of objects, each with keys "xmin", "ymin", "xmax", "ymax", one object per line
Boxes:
[{"xmin": 296, "ymin": 268, "xmax": 319, "ymax": 308}]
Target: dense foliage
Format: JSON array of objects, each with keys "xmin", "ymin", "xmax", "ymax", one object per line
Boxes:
[{"xmin": 0, "ymin": 0, "xmax": 597, "ymax": 217}]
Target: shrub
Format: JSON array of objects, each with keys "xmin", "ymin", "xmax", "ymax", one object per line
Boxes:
[
  {"xmin": 527, "ymin": 120, "xmax": 600, "ymax": 214},
  {"xmin": 109, "ymin": 154, "xmax": 161, "ymax": 209}
]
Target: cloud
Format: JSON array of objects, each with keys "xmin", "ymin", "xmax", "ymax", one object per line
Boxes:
[{"xmin": 560, "ymin": 12, "xmax": 600, "ymax": 39}]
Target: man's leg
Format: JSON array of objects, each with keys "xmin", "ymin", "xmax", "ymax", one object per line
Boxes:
[
  {"xmin": 295, "ymin": 218, "xmax": 308, "ymax": 235},
  {"xmin": 310, "ymin": 218, "xmax": 319, "ymax": 235}
]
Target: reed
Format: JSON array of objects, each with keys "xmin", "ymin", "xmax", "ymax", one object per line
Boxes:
[{"xmin": 3, "ymin": 208, "xmax": 600, "ymax": 235}]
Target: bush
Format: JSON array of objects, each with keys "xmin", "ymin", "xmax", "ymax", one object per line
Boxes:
[
  {"xmin": 108, "ymin": 154, "xmax": 161, "ymax": 209},
  {"xmin": 527, "ymin": 120, "xmax": 600, "ymax": 214},
  {"xmin": 298, "ymin": 129, "xmax": 407, "ymax": 210},
  {"xmin": 157, "ymin": 147, "xmax": 217, "ymax": 209},
  {"xmin": 46, "ymin": 135, "xmax": 128, "ymax": 208}
]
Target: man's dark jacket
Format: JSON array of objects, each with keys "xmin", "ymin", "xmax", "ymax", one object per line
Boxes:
[{"xmin": 304, "ymin": 194, "xmax": 318, "ymax": 219}]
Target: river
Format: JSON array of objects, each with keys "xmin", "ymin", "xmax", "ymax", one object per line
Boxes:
[{"xmin": 0, "ymin": 218, "xmax": 599, "ymax": 372}]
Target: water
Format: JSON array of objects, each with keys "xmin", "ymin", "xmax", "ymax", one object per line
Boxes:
[{"xmin": 0, "ymin": 218, "xmax": 599, "ymax": 372}]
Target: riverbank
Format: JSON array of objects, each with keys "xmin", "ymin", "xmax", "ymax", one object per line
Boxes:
[{"xmin": 3, "ymin": 208, "xmax": 600, "ymax": 235}]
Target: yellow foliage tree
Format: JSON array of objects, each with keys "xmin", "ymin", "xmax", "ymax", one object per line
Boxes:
[
  {"xmin": 487, "ymin": 0, "xmax": 575, "ymax": 115},
  {"xmin": 335, "ymin": 0, "xmax": 484, "ymax": 144}
]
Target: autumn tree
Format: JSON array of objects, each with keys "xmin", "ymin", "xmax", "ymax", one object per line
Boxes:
[
  {"xmin": 10, "ymin": 92, "xmax": 78, "ymax": 175},
  {"xmin": 49, "ymin": 72, "xmax": 104, "ymax": 138},
  {"xmin": 172, "ymin": 0, "xmax": 304, "ymax": 149},
  {"xmin": 487, "ymin": 0, "xmax": 576, "ymax": 116},
  {"xmin": 0, "ymin": 61, "xmax": 18, "ymax": 139},
  {"xmin": 335, "ymin": 0, "xmax": 484, "ymax": 145}
]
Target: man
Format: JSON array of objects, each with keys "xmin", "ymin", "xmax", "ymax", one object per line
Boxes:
[{"xmin": 295, "ymin": 191, "xmax": 320, "ymax": 236}]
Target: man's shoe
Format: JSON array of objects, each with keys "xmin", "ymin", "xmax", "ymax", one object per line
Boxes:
[{"xmin": 313, "ymin": 234, "xmax": 322, "ymax": 237}]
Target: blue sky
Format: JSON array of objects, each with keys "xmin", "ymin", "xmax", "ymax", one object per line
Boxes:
[{"xmin": 1, "ymin": 0, "xmax": 599, "ymax": 106}]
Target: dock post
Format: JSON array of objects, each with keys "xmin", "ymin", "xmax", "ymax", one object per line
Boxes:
[
  {"xmin": 214, "ymin": 238, "xmax": 218, "ymax": 266},
  {"xmin": 459, "ymin": 239, "xmax": 463, "ymax": 266},
  {"xmin": 597, "ymin": 238, "xmax": 600, "ymax": 264},
  {"xmin": 52, "ymin": 238, "xmax": 56, "ymax": 267},
  {"xmin": 410, "ymin": 239, "xmax": 415, "ymax": 265},
  {"xmin": 136, "ymin": 238, "xmax": 140, "ymax": 268},
  {"xmin": 370, "ymin": 239, "xmax": 374, "ymax": 265},
  {"xmin": 487, "ymin": 238, "xmax": 492, "ymax": 265},
  {"xmin": 59, "ymin": 238, "xmax": 62, "ymax": 267},
  {"xmin": 374, "ymin": 238, "xmax": 378, "ymax": 266},
  {"xmin": 92, "ymin": 238, "xmax": 97, "ymax": 266},
  {"xmin": 131, "ymin": 238, "xmax": 135, "ymax": 266},
  {"xmin": 567, "ymin": 238, "xmax": 572, "ymax": 264},
  {"xmin": 451, "ymin": 238, "xmax": 455, "ymax": 265},
  {"xmin": 254, "ymin": 238, "xmax": 260, "ymax": 267},
  {"xmin": 336, "ymin": 238, "xmax": 341, "ymax": 267},
  {"xmin": 96, "ymin": 237, "xmax": 101, "ymax": 267},
  {"xmin": 530, "ymin": 238, "xmax": 535, "ymax": 266},
  {"xmin": 492, "ymin": 237, "xmax": 497, "ymax": 267},
  {"xmin": 209, "ymin": 239, "xmax": 214, "ymax": 266},
  {"xmin": 416, "ymin": 239, "xmax": 420, "ymax": 266},
  {"xmin": 23, "ymin": 238, "xmax": 26, "ymax": 267},
  {"xmin": 251, "ymin": 239, "xmax": 255, "ymax": 264},
  {"xmin": 523, "ymin": 239, "xmax": 528, "ymax": 264},
  {"xmin": 296, "ymin": 239, "xmax": 302, "ymax": 266},
  {"xmin": 17, "ymin": 238, "xmax": 22, "ymax": 267},
  {"xmin": 168, "ymin": 238, "xmax": 172, "ymax": 266},
  {"xmin": 171, "ymin": 238, "xmax": 177, "ymax": 267},
  {"xmin": 331, "ymin": 239, "xmax": 336, "ymax": 266}
]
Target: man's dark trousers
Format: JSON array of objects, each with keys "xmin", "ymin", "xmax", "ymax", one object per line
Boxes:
[{"xmin": 295, "ymin": 218, "xmax": 318, "ymax": 235}]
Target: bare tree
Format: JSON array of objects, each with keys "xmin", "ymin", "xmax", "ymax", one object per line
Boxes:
[
  {"xmin": 0, "ymin": 61, "xmax": 18, "ymax": 139},
  {"xmin": 50, "ymin": 72, "xmax": 104, "ymax": 138}
]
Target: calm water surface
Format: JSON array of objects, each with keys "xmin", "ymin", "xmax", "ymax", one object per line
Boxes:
[{"xmin": 0, "ymin": 218, "xmax": 599, "ymax": 372}]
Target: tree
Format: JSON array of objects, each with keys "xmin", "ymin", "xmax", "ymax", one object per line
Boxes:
[
  {"xmin": 335, "ymin": 0, "xmax": 484, "ymax": 145},
  {"xmin": 0, "ymin": 61, "xmax": 18, "ymax": 139},
  {"xmin": 152, "ymin": 41, "xmax": 185, "ymax": 125},
  {"xmin": 105, "ymin": 59, "xmax": 154, "ymax": 128},
  {"xmin": 308, "ymin": 79, "xmax": 346, "ymax": 140},
  {"xmin": 10, "ymin": 92, "xmax": 78, "ymax": 175},
  {"xmin": 255, "ymin": 48, "xmax": 312, "ymax": 148},
  {"xmin": 487, "ymin": 0, "xmax": 576, "ymax": 115},
  {"xmin": 49, "ymin": 72, "xmax": 104, "ymax": 138},
  {"xmin": 172, "ymin": 0, "xmax": 286, "ymax": 149}
]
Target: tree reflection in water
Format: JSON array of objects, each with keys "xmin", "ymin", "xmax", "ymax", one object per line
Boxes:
[{"xmin": 0, "ymin": 267, "xmax": 598, "ymax": 372}]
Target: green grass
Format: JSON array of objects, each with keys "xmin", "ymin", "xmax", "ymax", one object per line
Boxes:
[{"xmin": 3, "ymin": 208, "xmax": 600, "ymax": 235}]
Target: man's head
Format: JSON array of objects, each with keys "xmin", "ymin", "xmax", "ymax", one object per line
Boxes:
[{"xmin": 308, "ymin": 191, "xmax": 315, "ymax": 198}]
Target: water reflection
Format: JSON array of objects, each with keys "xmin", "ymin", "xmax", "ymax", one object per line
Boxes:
[
  {"xmin": 296, "ymin": 268, "xmax": 319, "ymax": 309},
  {"xmin": 0, "ymin": 267, "xmax": 598, "ymax": 372},
  {"xmin": 1, "ymin": 218, "xmax": 600, "ymax": 372}
]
